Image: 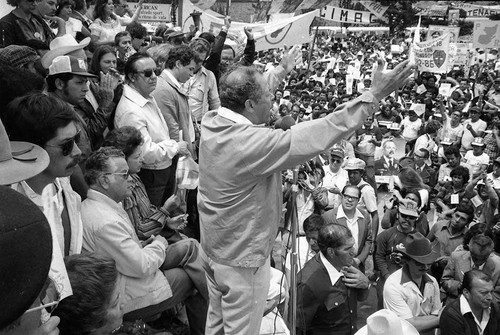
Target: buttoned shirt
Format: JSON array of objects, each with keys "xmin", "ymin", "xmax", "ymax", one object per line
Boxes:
[
  {"xmin": 428, "ymin": 220, "xmax": 467, "ymax": 257},
  {"xmin": 336, "ymin": 206, "xmax": 364, "ymax": 253},
  {"xmin": 322, "ymin": 166, "xmax": 348, "ymax": 209},
  {"xmin": 198, "ymin": 92, "xmax": 379, "ymax": 268},
  {"xmin": 182, "ymin": 66, "xmax": 220, "ymax": 122},
  {"xmin": 115, "ymin": 84, "xmax": 179, "ymax": 170},
  {"xmin": 460, "ymin": 295, "xmax": 490, "ymax": 335},
  {"xmin": 384, "ymin": 267, "xmax": 441, "ymax": 335}
]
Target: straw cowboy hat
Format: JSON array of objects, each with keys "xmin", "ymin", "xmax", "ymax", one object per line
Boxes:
[
  {"xmin": 0, "ymin": 118, "xmax": 49, "ymax": 185},
  {"xmin": 355, "ymin": 309, "xmax": 418, "ymax": 335},
  {"xmin": 41, "ymin": 34, "xmax": 90, "ymax": 69}
]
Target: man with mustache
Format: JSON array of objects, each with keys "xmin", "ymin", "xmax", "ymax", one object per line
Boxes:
[{"xmin": 3, "ymin": 92, "xmax": 84, "ymax": 258}]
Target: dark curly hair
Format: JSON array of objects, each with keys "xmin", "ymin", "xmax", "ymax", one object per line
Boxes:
[
  {"xmin": 164, "ymin": 45, "xmax": 195, "ymax": 70},
  {"xmin": 103, "ymin": 126, "xmax": 143, "ymax": 159}
]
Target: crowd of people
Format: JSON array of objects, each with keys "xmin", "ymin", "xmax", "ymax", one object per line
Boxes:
[{"xmin": 1, "ymin": 0, "xmax": 500, "ymax": 334}]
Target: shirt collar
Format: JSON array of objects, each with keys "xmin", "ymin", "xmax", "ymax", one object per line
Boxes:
[
  {"xmin": 319, "ymin": 251, "xmax": 343, "ymax": 286},
  {"xmin": 123, "ymin": 84, "xmax": 150, "ymax": 108},
  {"xmin": 217, "ymin": 107, "xmax": 253, "ymax": 125},
  {"xmin": 400, "ymin": 265, "xmax": 433, "ymax": 285},
  {"xmin": 460, "ymin": 294, "xmax": 491, "ymax": 323},
  {"xmin": 337, "ymin": 205, "xmax": 364, "ymax": 220},
  {"xmin": 163, "ymin": 69, "xmax": 181, "ymax": 89}
]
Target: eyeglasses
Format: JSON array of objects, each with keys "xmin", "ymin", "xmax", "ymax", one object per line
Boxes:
[
  {"xmin": 45, "ymin": 130, "xmax": 81, "ymax": 156},
  {"xmin": 104, "ymin": 171, "xmax": 130, "ymax": 179},
  {"xmin": 331, "ymin": 158, "xmax": 343, "ymax": 164},
  {"xmin": 343, "ymin": 194, "xmax": 359, "ymax": 201},
  {"xmin": 135, "ymin": 68, "xmax": 160, "ymax": 78},
  {"xmin": 24, "ymin": 278, "xmax": 60, "ymax": 316}
]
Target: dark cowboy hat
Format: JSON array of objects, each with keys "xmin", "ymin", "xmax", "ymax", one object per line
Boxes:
[{"xmin": 396, "ymin": 232, "xmax": 439, "ymax": 265}]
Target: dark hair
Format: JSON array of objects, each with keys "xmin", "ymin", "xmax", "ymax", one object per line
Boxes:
[
  {"xmin": 450, "ymin": 165, "xmax": 470, "ymax": 184},
  {"xmin": 342, "ymin": 185, "xmax": 360, "ymax": 198},
  {"xmin": 93, "ymin": 0, "xmax": 116, "ymax": 20},
  {"xmin": 56, "ymin": 0, "xmax": 75, "ymax": 16},
  {"xmin": 462, "ymin": 223, "xmax": 493, "ymax": 250},
  {"xmin": 463, "ymin": 269, "xmax": 492, "ymax": 292},
  {"xmin": 126, "ymin": 21, "xmax": 147, "ymax": 40},
  {"xmin": 89, "ymin": 45, "xmax": 116, "ymax": 75},
  {"xmin": 72, "ymin": 0, "xmax": 86, "ymax": 11},
  {"xmin": 3, "ymin": 93, "xmax": 77, "ymax": 146},
  {"xmin": 52, "ymin": 253, "xmax": 118, "ymax": 335},
  {"xmin": 114, "ymin": 31, "xmax": 131, "ymax": 46},
  {"xmin": 6, "ymin": 0, "xmax": 20, "ymax": 6},
  {"xmin": 84, "ymin": 147, "xmax": 125, "ymax": 185},
  {"xmin": 317, "ymin": 224, "xmax": 352, "ymax": 256},
  {"xmin": 0, "ymin": 65, "xmax": 45, "ymax": 111},
  {"xmin": 46, "ymin": 73, "xmax": 75, "ymax": 92},
  {"xmin": 398, "ymin": 167, "xmax": 427, "ymax": 191},
  {"xmin": 424, "ymin": 120, "xmax": 441, "ymax": 135},
  {"xmin": 164, "ymin": 45, "xmax": 195, "ymax": 70},
  {"xmin": 199, "ymin": 32, "xmax": 215, "ymax": 44},
  {"xmin": 444, "ymin": 145, "xmax": 461, "ymax": 158},
  {"xmin": 219, "ymin": 66, "xmax": 264, "ymax": 114},
  {"xmin": 189, "ymin": 38, "xmax": 211, "ymax": 63},
  {"xmin": 303, "ymin": 214, "xmax": 326, "ymax": 234},
  {"xmin": 103, "ymin": 126, "xmax": 143, "ymax": 159},
  {"xmin": 455, "ymin": 203, "xmax": 474, "ymax": 223},
  {"xmin": 124, "ymin": 52, "xmax": 150, "ymax": 83}
]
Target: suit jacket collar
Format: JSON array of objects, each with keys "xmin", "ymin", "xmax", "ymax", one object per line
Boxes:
[{"xmin": 159, "ymin": 70, "xmax": 187, "ymax": 97}]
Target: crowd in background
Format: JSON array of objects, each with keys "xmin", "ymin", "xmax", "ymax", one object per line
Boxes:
[{"xmin": 1, "ymin": 0, "xmax": 500, "ymax": 334}]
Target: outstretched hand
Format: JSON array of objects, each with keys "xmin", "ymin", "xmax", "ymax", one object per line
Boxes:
[
  {"xmin": 280, "ymin": 45, "xmax": 302, "ymax": 74},
  {"xmin": 370, "ymin": 58, "xmax": 415, "ymax": 101}
]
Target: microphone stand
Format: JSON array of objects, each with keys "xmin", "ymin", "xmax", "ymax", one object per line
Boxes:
[{"xmin": 288, "ymin": 166, "xmax": 299, "ymax": 335}]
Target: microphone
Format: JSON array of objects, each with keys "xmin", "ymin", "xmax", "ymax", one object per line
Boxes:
[{"xmin": 274, "ymin": 115, "xmax": 295, "ymax": 131}]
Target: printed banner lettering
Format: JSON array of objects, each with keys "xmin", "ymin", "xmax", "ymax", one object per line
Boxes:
[
  {"xmin": 413, "ymin": 33, "xmax": 451, "ymax": 74},
  {"xmin": 322, "ymin": 5, "xmax": 376, "ymax": 24},
  {"xmin": 358, "ymin": 0, "xmax": 388, "ymax": 19}
]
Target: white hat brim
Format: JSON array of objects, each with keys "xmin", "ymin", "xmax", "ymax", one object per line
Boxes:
[
  {"xmin": 41, "ymin": 37, "xmax": 90, "ymax": 69},
  {"xmin": 354, "ymin": 318, "xmax": 419, "ymax": 335}
]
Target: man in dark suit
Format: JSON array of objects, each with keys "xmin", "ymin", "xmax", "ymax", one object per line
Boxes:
[
  {"xmin": 322, "ymin": 185, "xmax": 372, "ymax": 273},
  {"xmin": 440, "ymin": 270, "xmax": 499, "ymax": 335},
  {"xmin": 414, "ymin": 148, "xmax": 437, "ymax": 188},
  {"xmin": 296, "ymin": 224, "xmax": 370, "ymax": 335},
  {"xmin": 441, "ymin": 232, "xmax": 500, "ymax": 304},
  {"xmin": 375, "ymin": 139, "xmax": 399, "ymax": 176}
]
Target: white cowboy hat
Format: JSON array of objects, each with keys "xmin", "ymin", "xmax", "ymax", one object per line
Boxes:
[
  {"xmin": 0, "ymin": 118, "xmax": 49, "ymax": 185},
  {"xmin": 41, "ymin": 34, "xmax": 90, "ymax": 69},
  {"xmin": 355, "ymin": 309, "xmax": 419, "ymax": 335}
]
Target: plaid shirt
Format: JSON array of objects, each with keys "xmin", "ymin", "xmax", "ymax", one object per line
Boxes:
[{"xmin": 483, "ymin": 130, "xmax": 499, "ymax": 165}]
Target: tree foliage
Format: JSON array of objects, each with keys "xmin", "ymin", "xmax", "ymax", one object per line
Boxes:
[{"xmin": 374, "ymin": 0, "xmax": 419, "ymax": 34}]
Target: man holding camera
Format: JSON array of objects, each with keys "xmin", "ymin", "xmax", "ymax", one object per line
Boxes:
[
  {"xmin": 374, "ymin": 200, "xmax": 419, "ymax": 309},
  {"xmin": 383, "ymin": 232, "xmax": 441, "ymax": 335}
]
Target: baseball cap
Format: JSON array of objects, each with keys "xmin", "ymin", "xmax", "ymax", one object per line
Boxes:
[
  {"xmin": 441, "ymin": 137, "xmax": 453, "ymax": 145},
  {"xmin": 471, "ymin": 137, "xmax": 485, "ymax": 147},
  {"xmin": 0, "ymin": 45, "xmax": 39, "ymax": 68},
  {"xmin": 330, "ymin": 145, "xmax": 345, "ymax": 159},
  {"xmin": 48, "ymin": 55, "xmax": 97, "ymax": 77},
  {"xmin": 398, "ymin": 199, "xmax": 419, "ymax": 218},
  {"xmin": 344, "ymin": 158, "xmax": 366, "ymax": 170}
]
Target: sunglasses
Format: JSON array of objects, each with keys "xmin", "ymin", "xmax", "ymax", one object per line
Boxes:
[
  {"xmin": 136, "ymin": 68, "xmax": 160, "ymax": 78},
  {"xmin": 45, "ymin": 130, "xmax": 81, "ymax": 156},
  {"xmin": 400, "ymin": 213, "xmax": 418, "ymax": 220},
  {"xmin": 343, "ymin": 194, "xmax": 359, "ymax": 201},
  {"xmin": 331, "ymin": 158, "xmax": 343, "ymax": 164}
]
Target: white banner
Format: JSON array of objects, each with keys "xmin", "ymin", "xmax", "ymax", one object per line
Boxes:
[
  {"xmin": 472, "ymin": 21, "xmax": 500, "ymax": 49},
  {"xmin": 454, "ymin": 43, "xmax": 472, "ymax": 66},
  {"xmin": 413, "ymin": 33, "xmax": 451, "ymax": 74},
  {"xmin": 358, "ymin": 0, "xmax": 388, "ymax": 19},
  {"xmin": 453, "ymin": 3, "xmax": 500, "ymax": 19},
  {"xmin": 322, "ymin": 5, "xmax": 376, "ymax": 24},
  {"xmin": 182, "ymin": 1, "xmax": 317, "ymax": 52}
]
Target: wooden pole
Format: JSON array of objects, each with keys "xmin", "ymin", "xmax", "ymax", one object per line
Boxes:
[{"xmin": 307, "ymin": 23, "xmax": 320, "ymax": 73}]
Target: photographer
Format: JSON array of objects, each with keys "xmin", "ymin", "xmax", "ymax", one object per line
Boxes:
[
  {"xmin": 374, "ymin": 200, "xmax": 419, "ymax": 309},
  {"xmin": 381, "ymin": 189, "xmax": 430, "ymax": 236}
]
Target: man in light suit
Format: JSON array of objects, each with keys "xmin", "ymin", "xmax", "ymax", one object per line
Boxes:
[
  {"xmin": 322, "ymin": 185, "xmax": 372, "ymax": 273},
  {"xmin": 441, "ymin": 228, "xmax": 500, "ymax": 304},
  {"xmin": 153, "ymin": 45, "xmax": 197, "ymax": 157}
]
